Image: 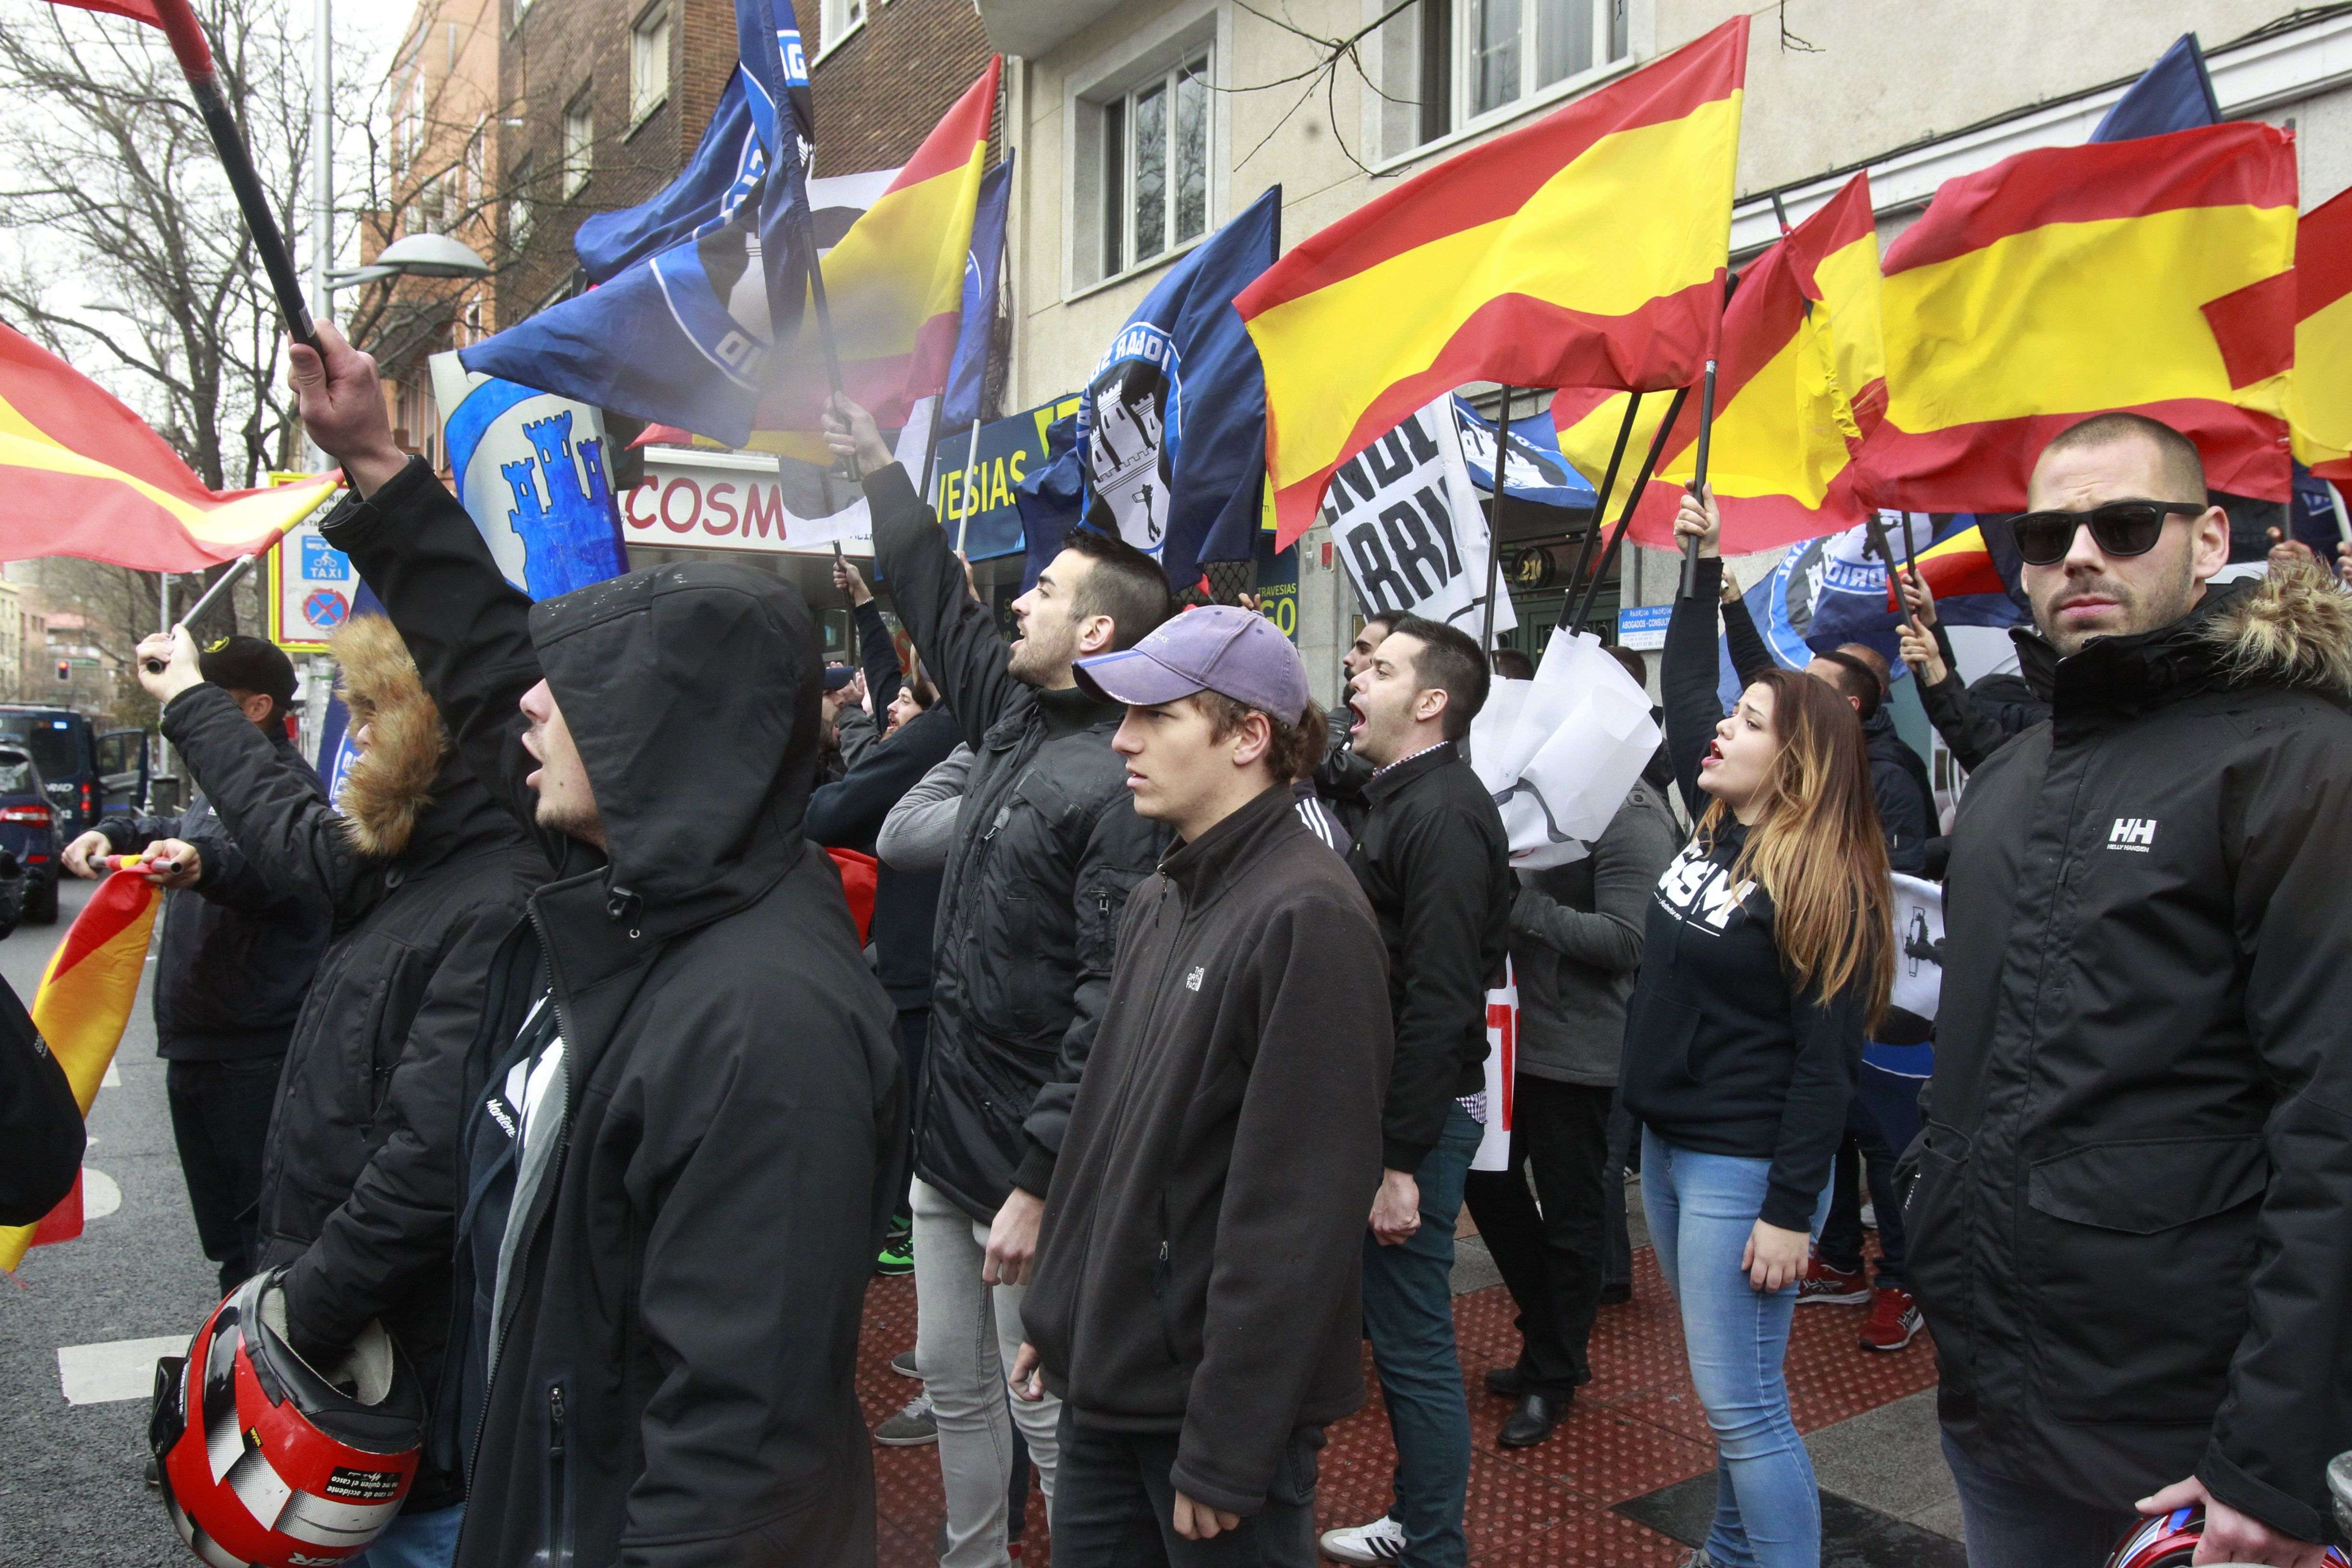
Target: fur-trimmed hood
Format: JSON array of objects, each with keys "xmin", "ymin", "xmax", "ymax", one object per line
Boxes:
[
  {"xmin": 331, "ymin": 614, "xmax": 448, "ymax": 858},
  {"xmin": 2201, "ymin": 559, "xmax": 2352, "ymax": 700}
]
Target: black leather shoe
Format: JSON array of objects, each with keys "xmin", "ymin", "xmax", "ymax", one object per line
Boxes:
[
  {"xmin": 1497, "ymin": 1390, "xmax": 1568, "ymax": 1448},
  {"xmin": 1482, "ymin": 1365, "xmax": 1527, "ymax": 1399}
]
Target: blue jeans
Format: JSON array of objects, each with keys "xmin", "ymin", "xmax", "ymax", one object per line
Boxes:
[
  {"xmin": 1360, "ymin": 1103, "xmax": 1482, "ymax": 1568},
  {"xmin": 1940, "ymin": 1433, "xmax": 2135, "ymax": 1568},
  {"xmin": 1642, "ymin": 1130, "xmax": 1835, "ymax": 1568},
  {"xmin": 352, "ymin": 1503, "xmax": 463, "ymax": 1568}
]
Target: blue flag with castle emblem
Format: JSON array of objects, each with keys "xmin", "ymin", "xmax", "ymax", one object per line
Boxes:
[
  {"xmin": 430, "ymin": 354, "xmax": 628, "ymax": 599},
  {"xmin": 459, "ymin": 0, "xmax": 813, "ymax": 445},
  {"xmin": 1076, "ymin": 187, "xmax": 1280, "ymax": 592}
]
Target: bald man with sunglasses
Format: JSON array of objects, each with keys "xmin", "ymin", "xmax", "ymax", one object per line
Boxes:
[{"xmin": 1908, "ymin": 412, "xmax": 2352, "ymax": 1568}]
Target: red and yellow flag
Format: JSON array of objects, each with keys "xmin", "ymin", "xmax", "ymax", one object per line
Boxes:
[
  {"xmin": 1859, "ymin": 121, "xmax": 2298, "ymax": 510},
  {"xmin": 745, "ymin": 57, "xmax": 1001, "ymax": 456},
  {"xmin": 1238, "ymin": 17, "xmax": 1748, "ymax": 549},
  {"xmin": 1553, "ymin": 171, "xmax": 1886, "ymax": 552},
  {"xmin": 0, "ymin": 324, "xmax": 339, "ymax": 572},
  {"xmin": 1910, "ymin": 522, "xmax": 2008, "ymax": 601},
  {"xmin": 1, "ymin": 871, "xmax": 161, "ymax": 1272},
  {"xmin": 2291, "ymin": 187, "xmax": 2352, "ymax": 482}
]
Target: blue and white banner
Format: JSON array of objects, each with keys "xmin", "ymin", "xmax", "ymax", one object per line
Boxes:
[
  {"xmin": 430, "ymin": 353, "xmax": 628, "ymax": 599},
  {"xmin": 1451, "ymin": 397, "xmax": 1596, "ymax": 511},
  {"xmin": 1077, "ymin": 187, "xmax": 1281, "ymax": 590}
]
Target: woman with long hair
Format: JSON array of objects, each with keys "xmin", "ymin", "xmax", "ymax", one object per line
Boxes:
[{"xmin": 1626, "ymin": 491, "xmax": 1894, "ymax": 1568}]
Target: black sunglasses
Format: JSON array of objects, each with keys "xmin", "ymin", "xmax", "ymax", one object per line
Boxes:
[{"xmin": 2008, "ymin": 500, "xmax": 2206, "ymax": 567}]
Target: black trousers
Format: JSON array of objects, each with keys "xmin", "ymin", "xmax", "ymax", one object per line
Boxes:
[
  {"xmin": 1603, "ymin": 1094, "xmax": 1636, "ymax": 1293},
  {"xmin": 1460, "ymin": 1076, "xmax": 1614, "ymax": 1398},
  {"xmin": 1052, "ymin": 1406, "xmax": 1322, "ymax": 1568},
  {"xmin": 1815, "ymin": 1087, "xmax": 1908, "ymax": 1288},
  {"xmin": 164, "ymin": 1056, "xmax": 282, "ymax": 1294}
]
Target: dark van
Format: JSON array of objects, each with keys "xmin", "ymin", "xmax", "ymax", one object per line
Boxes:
[{"xmin": 0, "ymin": 707, "xmax": 147, "ymax": 831}]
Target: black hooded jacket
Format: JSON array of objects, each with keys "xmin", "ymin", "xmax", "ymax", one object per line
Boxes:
[
  {"xmin": 319, "ymin": 459, "xmax": 903, "ymax": 1568},
  {"xmin": 865, "ymin": 463, "xmax": 1167, "ymax": 1218},
  {"xmin": 159, "ymin": 628, "xmax": 547, "ymax": 1514},
  {"xmin": 95, "ymin": 729, "xmax": 330, "ymax": 1060},
  {"xmin": 1912, "ymin": 568, "xmax": 2352, "ymax": 1544}
]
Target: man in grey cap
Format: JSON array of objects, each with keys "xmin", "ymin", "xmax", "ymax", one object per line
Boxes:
[{"xmin": 1010, "ymin": 606, "xmax": 1396, "ymax": 1567}]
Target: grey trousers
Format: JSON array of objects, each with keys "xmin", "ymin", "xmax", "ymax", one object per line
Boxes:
[{"xmin": 912, "ymin": 1176, "xmax": 1062, "ymax": 1568}]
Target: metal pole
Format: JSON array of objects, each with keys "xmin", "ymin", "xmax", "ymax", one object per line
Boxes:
[
  {"xmin": 1677, "ymin": 356, "xmax": 1720, "ymax": 601},
  {"xmin": 954, "ymin": 417, "xmax": 983, "ymax": 555},
  {"xmin": 1479, "ymin": 387, "xmax": 1515, "ymax": 655}
]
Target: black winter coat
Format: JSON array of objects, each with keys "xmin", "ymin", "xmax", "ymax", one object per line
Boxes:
[
  {"xmin": 806, "ymin": 703, "xmax": 960, "ymax": 1008},
  {"xmin": 322, "ymin": 459, "xmax": 903, "ymax": 1568},
  {"xmin": 1024, "ymin": 785, "xmax": 1392, "ymax": 1514},
  {"xmin": 160, "ymin": 674, "xmax": 546, "ymax": 1514},
  {"xmin": 866, "ymin": 463, "xmax": 1167, "ymax": 1217},
  {"xmin": 1913, "ymin": 569, "xmax": 2352, "ymax": 1544},
  {"xmin": 96, "ymin": 731, "xmax": 330, "ymax": 1060},
  {"xmin": 0, "ymin": 976, "xmax": 79, "ymax": 1226},
  {"xmin": 1917, "ymin": 619, "xmax": 2051, "ymax": 773}
]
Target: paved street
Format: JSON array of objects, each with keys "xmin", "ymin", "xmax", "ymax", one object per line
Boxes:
[{"xmin": 0, "ymin": 876, "xmax": 222, "ymax": 1568}]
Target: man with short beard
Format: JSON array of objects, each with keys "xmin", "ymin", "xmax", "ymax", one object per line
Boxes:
[
  {"xmin": 1911, "ymin": 412, "xmax": 2352, "ymax": 1568},
  {"xmin": 830, "ymin": 394, "xmax": 1173, "ymax": 1568}
]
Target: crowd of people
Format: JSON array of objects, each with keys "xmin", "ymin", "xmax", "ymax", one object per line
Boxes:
[{"xmin": 0, "ymin": 323, "xmax": 2347, "ymax": 1568}]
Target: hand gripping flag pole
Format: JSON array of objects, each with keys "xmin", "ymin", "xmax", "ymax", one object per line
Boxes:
[
  {"xmin": 1676, "ymin": 355, "xmax": 1721, "ymax": 600},
  {"xmin": 144, "ymin": 0, "xmax": 320, "ymax": 355}
]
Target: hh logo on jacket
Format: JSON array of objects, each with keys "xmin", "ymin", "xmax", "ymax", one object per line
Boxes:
[
  {"xmin": 2108, "ymin": 817, "xmax": 2158, "ymax": 852},
  {"xmin": 1654, "ymin": 841, "xmax": 1754, "ymax": 932}
]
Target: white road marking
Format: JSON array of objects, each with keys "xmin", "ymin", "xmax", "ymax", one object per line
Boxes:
[
  {"xmin": 100, "ymin": 1061, "xmax": 120, "ymax": 1088},
  {"xmin": 57, "ymin": 1336, "xmax": 187, "ymax": 1406},
  {"xmin": 82, "ymin": 1167, "xmax": 120, "ymax": 1221}
]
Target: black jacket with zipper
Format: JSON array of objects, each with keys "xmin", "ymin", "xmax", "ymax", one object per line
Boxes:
[
  {"xmin": 1624, "ymin": 555, "xmax": 1868, "ymax": 1233},
  {"xmin": 159, "ymin": 668, "xmax": 545, "ymax": 1515},
  {"xmin": 1334, "ymin": 741, "xmax": 1512, "ymax": 1172},
  {"xmin": 865, "ymin": 462, "xmax": 1168, "ymax": 1217},
  {"xmin": 95, "ymin": 731, "xmax": 330, "ymax": 1060},
  {"xmin": 320, "ymin": 458, "xmax": 903, "ymax": 1568},
  {"xmin": 1022, "ymin": 784, "xmax": 1393, "ymax": 1515},
  {"xmin": 1911, "ymin": 567, "xmax": 2352, "ymax": 1544}
]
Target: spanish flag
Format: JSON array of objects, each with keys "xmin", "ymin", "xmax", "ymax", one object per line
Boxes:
[
  {"xmin": 1552, "ymin": 171, "xmax": 1886, "ymax": 552},
  {"xmin": 1, "ymin": 871, "xmax": 161, "ymax": 1272},
  {"xmin": 0, "ymin": 324, "xmax": 339, "ymax": 572},
  {"xmin": 1859, "ymin": 121, "xmax": 2298, "ymax": 510},
  {"xmin": 1909, "ymin": 520, "xmax": 2009, "ymax": 601},
  {"xmin": 2291, "ymin": 187, "xmax": 2352, "ymax": 482},
  {"xmin": 1238, "ymin": 17, "xmax": 1748, "ymax": 550},
  {"xmin": 746, "ymin": 57, "xmax": 1001, "ymax": 455}
]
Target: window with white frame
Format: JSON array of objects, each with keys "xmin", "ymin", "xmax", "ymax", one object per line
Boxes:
[
  {"xmin": 1380, "ymin": 0, "xmax": 1629, "ymax": 159},
  {"xmin": 631, "ymin": 2, "xmax": 670, "ymax": 124},
  {"xmin": 563, "ymin": 90, "xmax": 592, "ymax": 196},
  {"xmin": 819, "ymin": 0, "xmax": 864, "ymax": 56},
  {"xmin": 508, "ymin": 157, "xmax": 535, "ymax": 249},
  {"xmin": 1098, "ymin": 53, "xmax": 1209, "ymax": 281}
]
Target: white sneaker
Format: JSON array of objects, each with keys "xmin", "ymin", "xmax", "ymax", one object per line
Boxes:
[
  {"xmin": 1676, "ymin": 1553, "xmax": 1719, "ymax": 1568},
  {"xmin": 1319, "ymin": 1515, "xmax": 1406, "ymax": 1564}
]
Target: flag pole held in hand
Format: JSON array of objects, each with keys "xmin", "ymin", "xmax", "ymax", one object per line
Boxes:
[
  {"xmin": 142, "ymin": 0, "xmax": 319, "ymax": 353},
  {"xmin": 1678, "ymin": 356, "xmax": 1719, "ymax": 600}
]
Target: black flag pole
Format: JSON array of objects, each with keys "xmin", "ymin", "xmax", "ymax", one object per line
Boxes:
[
  {"xmin": 1569, "ymin": 383, "xmax": 1691, "ymax": 636},
  {"xmin": 1479, "ymin": 386, "xmax": 1517, "ymax": 656},
  {"xmin": 150, "ymin": 0, "xmax": 317, "ymax": 353},
  {"xmin": 1677, "ymin": 355, "xmax": 1721, "ymax": 600},
  {"xmin": 1556, "ymin": 391, "xmax": 1645, "ymax": 632}
]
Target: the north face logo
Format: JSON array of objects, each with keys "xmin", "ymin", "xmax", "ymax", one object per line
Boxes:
[
  {"xmin": 2108, "ymin": 817, "xmax": 2157, "ymax": 852},
  {"xmin": 1185, "ymin": 966, "xmax": 1205, "ymax": 992}
]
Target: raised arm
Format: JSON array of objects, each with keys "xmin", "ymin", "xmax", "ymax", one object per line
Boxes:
[
  {"xmin": 293, "ymin": 326, "xmax": 559, "ymax": 867},
  {"xmin": 1662, "ymin": 498, "xmax": 1730, "ymax": 821},
  {"xmin": 158, "ymin": 680, "xmax": 368, "ymax": 915}
]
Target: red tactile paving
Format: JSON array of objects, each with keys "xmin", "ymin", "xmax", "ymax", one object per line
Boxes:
[{"xmin": 858, "ymin": 1244, "xmax": 1936, "ymax": 1565}]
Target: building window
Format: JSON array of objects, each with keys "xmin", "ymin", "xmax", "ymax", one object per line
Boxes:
[
  {"xmin": 819, "ymin": 0, "xmax": 864, "ymax": 57},
  {"xmin": 508, "ymin": 157, "xmax": 535, "ymax": 249},
  {"xmin": 1381, "ymin": 0, "xmax": 1629, "ymax": 159},
  {"xmin": 1100, "ymin": 54, "xmax": 1208, "ymax": 280},
  {"xmin": 630, "ymin": 2, "xmax": 670, "ymax": 124},
  {"xmin": 563, "ymin": 90, "xmax": 592, "ymax": 196}
]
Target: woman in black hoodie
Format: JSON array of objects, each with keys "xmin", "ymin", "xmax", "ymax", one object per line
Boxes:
[{"xmin": 1623, "ymin": 492, "xmax": 1893, "ymax": 1568}]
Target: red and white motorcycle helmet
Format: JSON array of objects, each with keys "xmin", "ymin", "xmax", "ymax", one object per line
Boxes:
[
  {"xmin": 148, "ymin": 1270, "xmax": 424, "ymax": 1568},
  {"xmin": 2107, "ymin": 1505, "xmax": 2351, "ymax": 1568}
]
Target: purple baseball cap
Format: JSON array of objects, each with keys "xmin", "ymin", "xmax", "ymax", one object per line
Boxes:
[{"xmin": 1075, "ymin": 604, "xmax": 1310, "ymax": 719}]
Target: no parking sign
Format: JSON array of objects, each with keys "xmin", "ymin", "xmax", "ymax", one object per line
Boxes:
[{"xmin": 265, "ymin": 490, "xmax": 355, "ymax": 653}]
